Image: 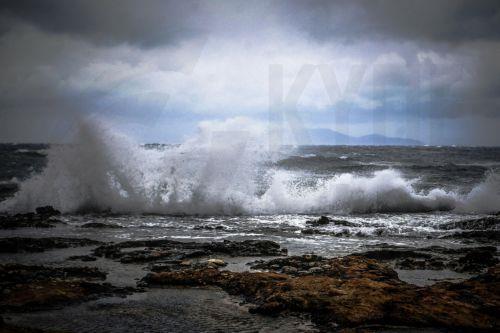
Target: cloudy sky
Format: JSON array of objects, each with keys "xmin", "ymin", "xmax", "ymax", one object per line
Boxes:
[{"xmin": 0, "ymin": 0, "xmax": 499, "ymax": 145}]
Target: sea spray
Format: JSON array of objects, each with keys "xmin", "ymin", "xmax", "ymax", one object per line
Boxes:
[{"xmin": 2, "ymin": 118, "xmax": 499, "ymax": 215}]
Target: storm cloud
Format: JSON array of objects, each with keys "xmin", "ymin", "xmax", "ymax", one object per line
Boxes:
[{"xmin": 0, "ymin": 0, "xmax": 499, "ymax": 145}]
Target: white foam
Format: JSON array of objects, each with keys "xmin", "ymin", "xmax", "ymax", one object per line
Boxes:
[{"xmin": 2, "ymin": 118, "xmax": 499, "ymax": 215}]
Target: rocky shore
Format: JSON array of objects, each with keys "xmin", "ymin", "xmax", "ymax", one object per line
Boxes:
[
  {"xmin": 144, "ymin": 256, "xmax": 499, "ymax": 331},
  {"xmin": 0, "ymin": 208, "xmax": 498, "ymax": 332}
]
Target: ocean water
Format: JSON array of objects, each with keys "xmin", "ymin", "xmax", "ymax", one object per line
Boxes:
[
  {"xmin": 0, "ymin": 121, "xmax": 499, "ymax": 256},
  {"xmin": 1, "ymin": 122, "xmax": 499, "ymax": 332}
]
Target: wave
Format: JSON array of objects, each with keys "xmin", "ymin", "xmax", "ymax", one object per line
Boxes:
[{"xmin": 1, "ymin": 118, "xmax": 499, "ymax": 215}]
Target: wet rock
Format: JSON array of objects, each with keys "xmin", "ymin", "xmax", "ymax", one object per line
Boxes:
[
  {"xmin": 207, "ymin": 259, "xmax": 226, "ymax": 267},
  {"xmin": 93, "ymin": 239, "xmax": 286, "ymax": 264},
  {"xmin": 301, "ymin": 228, "xmax": 321, "ymax": 235},
  {"xmin": 331, "ymin": 220, "xmax": 360, "ymax": 227},
  {"xmin": 34, "ymin": 206, "xmax": 60, "ymax": 217},
  {"xmin": 142, "ymin": 257, "xmax": 500, "ymax": 331},
  {"xmin": 357, "ymin": 244, "xmax": 498, "ymax": 273},
  {"xmin": 80, "ymin": 222, "xmax": 123, "ymax": 229},
  {"xmin": 0, "ymin": 206, "xmax": 62, "ymax": 229},
  {"xmin": 359, "ymin": 249, "xmax": 432, "ymax": 261},
  {"xmin": 193, "ymin": 225, "xmax": 225, "ymax": 230},
  {"xmin": 250, "ymin": 254, "xmax": 397, "ymax": 280},
  {"xmin": 0, "ymin": 264, "xmax": 107, "ymax": 282},
  {"xmin": 281, "ymin": 266, "xmax": 298, "ymax": 274},
  {"xmin": 0, "ymin": 264, "xmax": 135, "ymax": 312},
  {"xmin": 67, "ymin": 255, "xmax": 98, "ymax": 262},
  {"xmin": 452, "ymin": 248, "xmax": 499, "ymax": 273},
  {"xmin": 305, "ymin": 216, "xmax": 331, "ymax": 226},
  {"xmin": 307, "ymin": 267, "xmax": 323, "ymax": 274},
  {"xmin": 439, "ymin": 216, "xmax": 500, "ymax": 230},
  {"xmin": 0, "ymin": 319, "xmax": 65, "ymax": 332},
  {"xmin": 442, "ymin": 230, "xmax": 500, "ymax": 241},
  {"xmin": 0, "ymin": 237, "xmax": 102, "ymax": 253}
]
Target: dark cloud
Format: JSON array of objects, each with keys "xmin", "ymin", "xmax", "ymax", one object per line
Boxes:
[
  {"xmin": 283, "ymin": 0, "xmax": 500, "ymax": 44},
  {"xmin": 2, "ymin": 0, "xmax": 499, "ymax": 47},
  {"xmin": 0, "ymin": 0, "xmax": 204, "ymax": 48},
  {"xmin": 0, "ymin": 0, "xmax": 499, "ymax": 145}
]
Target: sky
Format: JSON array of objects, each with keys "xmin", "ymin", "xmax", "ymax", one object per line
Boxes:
[{"xmin": 0, "ymin": 0, "xmax": 499, "ymax": 146}]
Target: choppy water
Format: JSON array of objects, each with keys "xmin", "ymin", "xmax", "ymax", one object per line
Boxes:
[
  {"xmin": 0, "ymin": 119, "xmax": 499, "ymax": 247},
  {"xmin": 1, "ymin": 121, "xmax": 499, "ymax": 332},
  {"xmin": 1, "ymin": 127, "xmax": 499, "ymax": 251}
]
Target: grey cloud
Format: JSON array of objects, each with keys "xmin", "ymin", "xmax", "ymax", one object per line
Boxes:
[
  {"xmin": 0, "ymin": 0, "xmax": 205, "ymax": 48},
  {"xmin": 282, "ymin": 0, "xmax": 500, "ymax": 44},
  {"xmin": 3, "ymin": 0, "xmax": 499, "ymax": 47}
]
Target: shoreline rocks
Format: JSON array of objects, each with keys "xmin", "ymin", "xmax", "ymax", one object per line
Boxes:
[
  {"xmin": 80, "ymin": 222, "xmax": 123, "ymax": 229},
  {"xmin": 142, "ymin": 255, "xmax": 500, "ymax": 331},
  {"xmin": 0, "ymin": 264, "xmax": 137, "ymax": 312},
  {"xmin": 439, "ymin": 216, "xmax": 499, "ymax": 230},
  {"xmin": 0, "ymin": 237, "xmax": 102, "ymax": 253},
  {"xmin": 0, "ymin": 206, "xmax": 63, "ymax": 229},
  {"xmin": 93, "ymin": 239, "xmax": 287, "ymax": 264},
  {"xmin": 355, "ymin": 244, "xmax": 498, "ymax": 273}
]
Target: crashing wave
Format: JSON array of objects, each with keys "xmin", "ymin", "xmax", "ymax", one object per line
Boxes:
[{"xmin": 1, "ymin": 118, "xmax": 499, "ymax": 215}]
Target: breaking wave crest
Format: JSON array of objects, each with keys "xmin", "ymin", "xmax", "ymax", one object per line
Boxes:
[{"xmin": 1, "ymin": 119, "xmax": 499, "ymax": 215}]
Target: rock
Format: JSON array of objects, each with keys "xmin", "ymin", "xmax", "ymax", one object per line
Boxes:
[
  {"xmin": 67, "ymin": 255, "xmax": 97, "ymax": 262},
  {"xmin": 80, "ymin": 222, "xmax": 123, "ymax": 228},
  {"xmin": 250, "ymin": 254, "xmax": 397, "ymax": 280},
  {"xmin": 359, "ymin": 249, "xmax": 432, "ymax": 261},
  {"xmin": 34, "ymin": 206, "xmax": 60, "ymax": 217},
  {"xmin": 308, "ymin": 267, "xmax": 323, "ymax": 274},
  {"xmin": 179, "ymin": 260, "xmax": 192, "ymax": 266},
  {"xmin": 0, "ymin": 209, "xmax": 64, "ymax": 229},
  {"xmin": 0, "ymin": 264, "xmax": 136, "ymax": 312},
  {"xmin": 193, "ymin": 225, "xmax": 225, "ymax": 230},
  {"xmin": 0, "ymin": 237, "xmax": 102, "ymax": 253},
  {"xmin": 93, "ymin": 239, "xmax": 286, "ymax": 264},
  {"xmin": 301, "ymin": 228, "xmax": 321, "ymax": 235},
  {"xmin": 281, "ymin": 266, "xmax": 298, "ymax": 274},
  {"xmin": 306, "ymin": 216, "xmax": 330, "ymax": 226},
  {"xmin": 442, "ymin": 230, "xmax": 500, "ymax": 241},
  {"xmin": 357, "ymin": 245, "xmax": 498, "ymax": 273},
  {"xmin": 453, "ymin": 248, "xmax": 499, "ymax": 273},
  {"xmin": 0, "ymin": 319, "xmax": 65, "ymax": 332},
  {"xmin": 207, "ymin": 259, "xmax": 226, "ymax": 267},
  {"xmin": 142, "ymin": 257, "xmax": 500, "ymax": 331},
  {"xmin": 331, "ymin": 219, "xmax": 359, "ymax": 227},
  {"xmin": 439, "ymin": 216, "xmax": 500, "ymax": 230}
]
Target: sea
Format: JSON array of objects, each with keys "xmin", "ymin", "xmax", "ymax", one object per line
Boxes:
[
  {"xmin": 0, "ymin": 122, "xmax": 499, "ymax": 257},
  {"xmin": 1, "ymin": 122, "xmax": 499, "ymax": 332}
]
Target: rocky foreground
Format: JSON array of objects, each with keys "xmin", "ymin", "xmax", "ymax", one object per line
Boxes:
[
  {"xmin": 143, "ymin": 255, "xmax": 500, "ymax": 331},
  {"xmin": 0, "ymin": 209, "xmax": 499, "ymax": 332}
]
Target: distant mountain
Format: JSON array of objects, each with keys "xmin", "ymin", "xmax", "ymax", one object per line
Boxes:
[{"xmin": 308, "ymin": 128, "xmax": 422, "ymax": 146}]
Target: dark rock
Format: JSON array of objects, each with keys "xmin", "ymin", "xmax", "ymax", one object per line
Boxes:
[
  {"xmin": 0, "ymin": 237, "xmax": 102, "ymax": 253},
  {"xmin": 142, "ymin": 257, "xmax": 500, "ymax": 331},
  {"xmin": 93, "ymin": 239, "xmax": 286, "ymax": 264},
  {"xmin": 306, "ymin": 216, "xmax": 330, "ymax": 226},
  {"xmin": 453, "ymin": 248, "xmax": 499, "ymax": 273},
  {"xmin": 360, "ymin": 249, "xmax": 432, "ymax": 261},
  {"xmin": 80, "ymin": 222, "xmax": 123, "ymax": 229},
  {"xmin": 357, "ymin": 245, "xmax": 498, "ymax": 273},
  {"xmin": 35, "ymin": 206, "xmax": 60, "ymax": 217},
  {"xmin": 439, "ymin": 216, "xmax": 500, "ymax": 230},
  {"xmin": 331, "ymin": 219, "xmax": 360, "ymax": 227},
  {"xmin": 67, "ymin": 255, "xmax": 98, "ymax": 262},
  {"xmin": 301, "ymin": 228, "xmax": 320, "ymax": 235},
  {"xmin": 193, "ymin": 225, "xmax": 225, "ymax": 230},
  {"xmin": 0, "ymin": 264, "xmax": 136, "ymax": 312},
  {"xmin": 0, "ymin": 320, "xmax": 65, "ymax": 332},
  {"xmin": 250, "ymin": 254, "xmax": 397, "ymax": 280},
  {"xmin": 442, "ymin": 230, "xmax": 500, "ymax": 241},
  {"xmin": 0, "ymin": 207, "xmax": 63, "ymax": 229}
]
